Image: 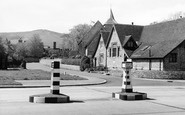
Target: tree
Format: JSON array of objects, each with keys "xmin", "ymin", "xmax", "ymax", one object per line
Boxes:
[
  {"xmin": 166, "ymin": 11, "xmax": 185, "ymax": 21},
  {"xmin": 15, "ymin": 42, "xmax": 28, "ymax": 60},
  {"xmin": 27, "ymin": 34, "xmax": 44, "ymax": 58},
  {"xmin": 69, "ymin": 24, "xmax": 92, "ymax": 48},
  {"xmin": 0, "ymin": 36, "xmax": 7, "ymax": 69},
  {"xmin": 150, "ymin": 11, "xmax": 185, "ymax": 25}
]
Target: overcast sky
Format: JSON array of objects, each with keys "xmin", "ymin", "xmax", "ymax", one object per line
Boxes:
[{"xmin": 1, "ymin": 0, "xmax": 185, "ymax": 33}]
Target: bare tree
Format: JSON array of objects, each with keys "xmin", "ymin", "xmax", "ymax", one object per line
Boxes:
[
  {"xmin": 15, "ymin": 42, "xmax": 28, "ymax": 60},
  {"xmin": 150, "ymin": 11, "xmax": 185, "ymax": 25},
  {"xmin": 27, "ymin": 34, "xmax": 44, "ymax": 58},
  {"xmin": 69, "ymin": 24, "xmax": 92, "ymax": 45}
]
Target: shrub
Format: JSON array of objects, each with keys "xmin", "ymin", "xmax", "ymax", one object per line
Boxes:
[
  {"xmin": 61, "ymin": 58, "xmax": 81, "ymax": 65},
  {"xmin": 25, "ymin": 57, "xmax": 39, "ymax": 62},
  {"xmin": 80, "ymin": 56, "xmax": 90, "ymax": 71},
  {"xmin": 95, "ymin": 66, "xmax": 108, "ymax": 71},
  {"xmin": 131, "ymin": 70, "xmax": 185, "ymax": 80}
]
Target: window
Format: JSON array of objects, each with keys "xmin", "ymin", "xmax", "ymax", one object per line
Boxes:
[
  {"xmin": 112, "ymin": 48, "xmax": 116, "ymax": 57},
  {"xmin": 169, "ymin": 53, "xmax": 177, "ymax": 63},
  {"xmin": 127, "ymin": 41, "xmax": 133, "ymax": 47},
  {"xmin": 117, "ymin": 46, "xmax": 120, "ymax": 57},
  {"xmin": 100, "ymin": 41, "xmax": 104, "ymax": 48},
  {"xmin": 124, "ymin": 54, "xmax": 127, "ymax": 61},
  {"xmin": 99, "ymin": 54, "xmax": 104, "ymax": 63},
  {"xmin": 109, "ymin": 48, "xmax": 111, "ymax": 57}
]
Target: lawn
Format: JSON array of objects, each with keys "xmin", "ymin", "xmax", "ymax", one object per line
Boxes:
[{"xmin": 0, "ymin": 69, "xmax": 87, "ymax": 85}]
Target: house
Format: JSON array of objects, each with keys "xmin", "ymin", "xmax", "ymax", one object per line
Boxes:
[
  {"xmin": 78, "ymin": 21, "xmax": 103, "ymax": 57},
  {"xmin": 131, "ymin": 39, "xmax": 185, "ymax": 71},
  {"xmin": 94, "ymin": 31, "xmax": 109, "ymax": 67},
  {"xmin": 105, "ymin": 24, "xmax": 142, "ymax": 69},
  {"xmin": 83, "ymin": 9, "xmax": 185, "ymax": 71},
  {"xmin": 131, "ymin": 18, "xmax": 185, "ymax": 71},
  {"xmin": 93, "ymin": 9, "xmax": 117, "ymax": 67}
]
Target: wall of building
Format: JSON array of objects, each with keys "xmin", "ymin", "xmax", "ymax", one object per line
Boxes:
[
  {"xmin": 94, "ymin": 37, "xmax": 107, "ymax": 67},
  {"xmin": 133, "ymin": 59, "xmax": 163, "ymax": 70},
  {"xmin": 106, "ymin": 29, "xmax": 125, "ymax": 69},
  {"xmin": 163, "ymin": 41, "xmax": 185, "ymax": 71}
]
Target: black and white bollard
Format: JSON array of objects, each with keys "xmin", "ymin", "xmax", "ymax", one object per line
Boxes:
[
  {"xmin": 50, "ymin": 61, "xmax": 60, "ymax": 94},
  {"xmin": 112, "ymin": 60, "xmax": 147, "ymax": 100},
  {"xmin": 29, "ymin": 60, "xmax": 70, "ymax": 103}
]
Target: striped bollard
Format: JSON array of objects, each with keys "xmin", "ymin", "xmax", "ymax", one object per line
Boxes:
[
  {"xmin": 51, "ymin": 61, "xmax": 60, "ymax": 94},
  {"xmin": 122, "ymin": 65, "xmax": 133, "ymax": 93},
  {"xmin": 29, "ymin": 60, "xmax": 70, "ymax": 103},
  {"xmin": 112, "ymin": 60, "xmax": 147, "ymax": 100}
]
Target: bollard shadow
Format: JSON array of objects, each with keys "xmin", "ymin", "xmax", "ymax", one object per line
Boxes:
[
  {"xmin": 69, "ymin": 100, "xmax": 84, "ymax": 103},
  {"xmin": 7, "ymin": 68, "xmax": 21, "ymax": 71},
  {"xmin": 145, "ymin": 98, "xmax": 156, "ymax": 100}
]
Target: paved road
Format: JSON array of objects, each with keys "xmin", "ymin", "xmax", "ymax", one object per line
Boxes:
[
  {"xmin": 0, "ymin": 63, "xmax": 185, "ymax": 115},
  {"xmin": 1, "ymin": 86, "xmax": 185, "ymax": 115}
]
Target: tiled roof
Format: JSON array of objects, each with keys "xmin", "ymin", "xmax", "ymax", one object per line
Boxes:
[
  {"xmin": 131, "ymin": 39, "xmax": 185, "ymax": 59},
  {"xmin": 103, "ymin": 24, "xmax": 113, "ymax": 32},
  {"xmin": 79, "ymin": 21, "xmax": 103, "ymax": 48},
  {"xmin": 106, "ymin": 24, "xmax": 143, "ymax": 49},
  {"xmin": 131, "ymin": 18, "xmax": 185, "ymax": 59},
  {"xmin": 122, "ymin": 35, "xmax": 132, "ymax": 47},
  {"xmin": 140, "ymin": 18, "xmax": 185, "ymax": 44},
  {"xmin": 86, "ymin": 32, "xmax": 101, "ymax": 57},
  {"xmin": 114, "ymin": 24, "xmax": 144, "ymax": 43},
  {"xmin": 101, "ymin": 32, "xmax": 110, "ymax": 46}
]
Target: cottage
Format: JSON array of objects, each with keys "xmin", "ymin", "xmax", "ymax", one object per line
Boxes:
[
  {"xmin": 131, "ymin": 18, "xmax": 185, "ymax": 71},
  {"xmin": 131, "ymin": 39, "xmax": 185, "ymax": 71},
  {"xmin": 81, "ymin": 10, "xmax": 185, "ymax": 71}
]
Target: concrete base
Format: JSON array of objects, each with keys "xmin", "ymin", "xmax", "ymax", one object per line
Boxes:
[
  {"xmin": 29, "ymin": 93, "xmax": 70, "ymax": 103},
  {"xmin": 112, "ymin": 92, "xmax": 147, "ymax": 101}
]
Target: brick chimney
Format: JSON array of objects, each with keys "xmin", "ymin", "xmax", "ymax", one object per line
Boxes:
[{"xmin": 53, "ymin": 42, "xmax": 56, "ymax": 49}]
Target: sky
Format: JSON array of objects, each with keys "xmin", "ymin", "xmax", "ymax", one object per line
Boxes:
[{"xmin": 1, "ymin": 0, "xmax": 185, "ymax": 33}]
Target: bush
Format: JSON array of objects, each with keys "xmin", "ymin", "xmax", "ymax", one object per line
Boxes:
[
  {"xmin": 25, "ymin": 57, "xmax": 39, "ymax": 62},
  {"xmin": 61, "ymin": 58, "xmax": 81, "ymax": 66},
  {"xmin": 131, "ymin": 70, "xmax": 185, "ymax": 80},
  {"xmin": 80, "ymin": 56, "xmax": 91, "ymax": 71},
  {"xmin": 95, "ymin": 66, "xmax": 108, "ymax": 71}
]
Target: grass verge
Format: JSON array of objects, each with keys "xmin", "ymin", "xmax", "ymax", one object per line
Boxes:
[{"xmin": 0, "ymin": 69, "xmax": 87, "ymax": 85}]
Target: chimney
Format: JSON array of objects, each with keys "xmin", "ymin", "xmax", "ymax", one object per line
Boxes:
[
  {"xmin": 131, "ymin": 22, "xmax": 134, "ymax": 25},
  {"xmin": 53, "ymin": 42, "xmax": 56, "ymax": 49}
]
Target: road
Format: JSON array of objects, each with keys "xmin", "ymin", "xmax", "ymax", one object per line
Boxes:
[
  {"xmin": 27, "ymin": 63, "xmax": 185, "ymax": 87},
  {"xmin": 0, "ymin": 63, "xmax": 185, "ymax": 115}
]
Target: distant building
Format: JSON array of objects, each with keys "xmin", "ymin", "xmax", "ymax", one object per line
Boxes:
[{"xmin": 80, "ymin": 9, "xmax": 185, "ymax": 71}]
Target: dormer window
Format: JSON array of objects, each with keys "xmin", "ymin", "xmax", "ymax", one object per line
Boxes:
[{"xmin": 127, "ymin": 41, "xmax": 133, "ymax": 47}]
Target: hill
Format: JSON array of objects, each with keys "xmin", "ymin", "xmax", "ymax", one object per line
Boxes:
[{"xmin": 0, "ymin": 29, "xmax": 66, "ymax": 48}]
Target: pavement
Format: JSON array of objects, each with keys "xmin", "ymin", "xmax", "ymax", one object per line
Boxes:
[
  {"xmin": 1, "ymin": 86, "xmax": 185, "ymax": 115},
  {"xmin": 1, "ymin": 63, "xmax": 185, "ymax": 115}
]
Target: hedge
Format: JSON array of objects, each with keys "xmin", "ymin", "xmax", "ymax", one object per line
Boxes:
[
  {"xmin": 131, "ymin": 70, "xmax": 185, "ymax": 80},
  {"xmin": 61, "ymin": 58, "xmax": 81, "ymax": 66}
]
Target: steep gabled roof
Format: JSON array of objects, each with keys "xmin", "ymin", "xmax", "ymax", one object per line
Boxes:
[
  {"xmin": 140, "ymin": 18, "xmax": 185, "ymax": 44},
  {"xmin": 106, "ymin": 24, "xmax": 143, "ymax": 48},
  {"xmin": 105, "ymin": 9, "xmax": 117, "ymax": 24},
  {"xmin": 131, "ymin": 39, "xmax": 185, "ymax": 59},
  {"xmin": 114, "ymin": 24, "xmax": 144, "ymax": 42},
  {"xmin": 103, "ymin": 24, "xmax": 113, "ymax": 32},
  {"xmin": 86, "ymin": 33, "xmax": 101, "ymax": 57},
  {"xmin": 79, "ymin": 21, "xmax": 103, "ymax": 48},
  {"xmin": 101, "ymin": 31, "xmax": 110, "ymax": 46},
  {"xmin": 122, "ymin": 35, "xmax": 132, "ymax": 47}
]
